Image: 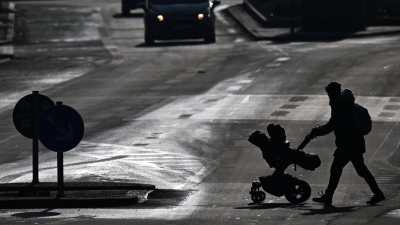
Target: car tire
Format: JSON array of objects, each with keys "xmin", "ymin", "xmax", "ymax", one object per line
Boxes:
[
  {"xmin": 204, "ymin": 35, "xmax": 216, "ymax": 43},
  {"xmin": 145, "ymin": 33, "xmax": 155, "ymax": 46}
]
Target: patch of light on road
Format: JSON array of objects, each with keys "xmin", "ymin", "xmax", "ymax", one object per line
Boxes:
[
  {"xmin": 340, "ymin": 36, "xmax": 400, "ymax": 44},
  {"xmin": 30, "ymin": 69, "xmax": 90, "ymax": 85},
  {"xmin": 0, "ymin": 67, "xmax": 93, "ymax": 114},
  {"xmin": 385, "ymin": 209, "xmax": 400, "ymax": 218},
  {"xmin": 1, "ymin": 140, "xmax": 215, "ymax": 189},
  {"xmin": 275, "ymin": 57, "xmax": 290, "ymax": 62},
  {"xmin": 0, "ymin": 208, "xmax": 195, "ymax": 220}
]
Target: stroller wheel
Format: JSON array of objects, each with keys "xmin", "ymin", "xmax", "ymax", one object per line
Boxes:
[
  {"xmin": 285, "ymin": 180, "xmax": 311, "ymax": 204},
  {"xmin": 251, "ymin": 191, "xmax": 266, "ymax": 203}
]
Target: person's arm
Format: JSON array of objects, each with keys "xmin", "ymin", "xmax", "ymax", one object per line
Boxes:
[{"xmin": 311, "ymin": 117, "xmax": 334, "ymax": 137}]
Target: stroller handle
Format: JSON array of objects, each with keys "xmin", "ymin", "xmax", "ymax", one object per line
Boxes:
[
  {"xmin": 294, "ymin": 133, "xmax": 315, "ymax": 171},
  {"xmin": 296, "ymin": 134, "xmax": 313, "ymax": 151},
  {"xmin": 296, "ymin": 125, "xmax": 319, "ymax": 151}
]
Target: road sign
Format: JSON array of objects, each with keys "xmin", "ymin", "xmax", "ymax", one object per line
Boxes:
[
  {"xmin": 37, "ymin": 102, "xmax": 84, "ymax": 152},
  {"xmin": 13, "ymin": 93, "xmax": 55, "ymax": 139}
]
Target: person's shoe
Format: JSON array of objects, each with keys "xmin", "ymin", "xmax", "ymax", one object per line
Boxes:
[
  {"xmin": 312, "ymin": 191, "xmax": 332, "ymax": 205},
  {"xmin": 367, "ymin": 192, "xmax": 385, "ymax": 205}
]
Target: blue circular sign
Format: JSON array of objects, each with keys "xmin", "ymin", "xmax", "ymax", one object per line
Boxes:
[
  {"xmin": 13, "ymin": 93, "xmax": 55, "ymax": 139},
  {"xmin": 37, "ymin": 104, "xmax": 84, "ymax": 152}
]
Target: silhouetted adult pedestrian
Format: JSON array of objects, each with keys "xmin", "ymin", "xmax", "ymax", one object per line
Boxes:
[{"xmin": 310, "ymin": 81, "xmax": 385, "ymax": 205}]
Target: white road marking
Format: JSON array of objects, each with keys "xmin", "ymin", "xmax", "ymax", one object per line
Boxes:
[
  {"xmin": 234, "ymin": 38, "xmax": 245, "ymax": 43},
  {"xmin": 227, "ymin": 28, "xmax": 236, "ymax": 34},
  {"xmin": 266, "ymin": 63, "xmax": 281, "ymax": 67},
  {"xmin": 237, "ymin": 80, "xmax": 253, "ymax": 84},
  {"xmin": 226, "ymin": 86, "xmax": 242, "ymax": 91},
  {"xmin": 241, "ymin": 95, "xmax": 250, "ymax": 104},
  {"xmin": 275, "ymin": 57, "xmax": 290, "ymax": 62}
]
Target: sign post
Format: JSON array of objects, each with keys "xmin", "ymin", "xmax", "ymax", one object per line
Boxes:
[
  {"xmin": 13, "ymin": 91, "xmax": 55, "ymax": 184},
  {"xmin": 37, "ymin": 101, "xmax": 84, "ymax": 198},
  {"xmin": 57, "ymin": 151, "xmax": 64, "ymax": 198},
  {"xmin": 32, "ymin": 91, "xmax": 39, "ymax": 184}
]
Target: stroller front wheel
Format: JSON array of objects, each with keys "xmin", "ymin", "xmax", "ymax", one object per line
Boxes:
[
  {"xmin": 285, "ymin": 180, "xmax": 311, "ymax": 204},
  {"xmin": 251, "ymin": 191, "xmax": 266, "ymax": 203}
]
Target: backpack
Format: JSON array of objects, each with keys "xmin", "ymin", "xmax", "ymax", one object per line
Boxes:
[{"xmin": 353, "ymin": 103, "xmax": 372, "ymax": 135}]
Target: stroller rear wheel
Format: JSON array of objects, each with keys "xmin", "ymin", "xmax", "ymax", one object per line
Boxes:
[
  {"xmin": 251, "ymin": 191, "xmax": 266, "ymax": 203},
  {"xmin": 285, "ymin": 180, "xmax": 311, "ymax": 204}
]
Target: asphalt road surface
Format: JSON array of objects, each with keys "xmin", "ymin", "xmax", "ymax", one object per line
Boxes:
[{"xmin": 0, "ymin": 0, "xmax": 400, "ymax": 224}]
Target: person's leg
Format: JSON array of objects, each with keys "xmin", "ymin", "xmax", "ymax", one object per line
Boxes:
[
  {"xmin": 325, "ymin": 156, "xmax": 350, "ymax": 195},
  {"xmin": 313, "ymin": 156, "xmax": 350, "ymax": 204},
  {"xmin": 351, "ymin": 155, "xmax": 385, "ymax": 204}
]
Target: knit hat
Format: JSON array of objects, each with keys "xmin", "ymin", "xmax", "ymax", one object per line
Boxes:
[{"xmin": 325, "ymin": 81, "xmax": 342, "ymax": 99}]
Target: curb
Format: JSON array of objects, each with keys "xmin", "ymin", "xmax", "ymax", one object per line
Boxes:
[
  {"xmin": 0, "ymin": 182, "xmax": 155, "ymax": 208},
  {"xmin": 243, "ymin": 0, "xmax": 298, "ymax": 28},
  {"xmin": 0, "ymin": 196, "xmax": 139, "ymax": 209},
  {"xmin": 228, "ymin": 2, "xmax": 400, "ymax": 41},
  {"xmin": 226, "ymin": 4, "xmax": 261, "ymax": 40},
  {"xmin": 243, "ymin": 0, "xmax": 267, "ymax": 26},
  {"xmin": 0, "ymin": 182, "xmax": 156, "ymax": 192}
]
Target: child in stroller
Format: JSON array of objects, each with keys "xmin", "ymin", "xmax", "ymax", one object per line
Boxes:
[{"xmin": 248, "ymin": 124, "xmax": 321, "ymax": 204}]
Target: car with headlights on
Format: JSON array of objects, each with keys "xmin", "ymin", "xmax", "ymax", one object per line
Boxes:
[{"xmin": 139, "ymin": 0, "xmax": 221, "ymax": 45}]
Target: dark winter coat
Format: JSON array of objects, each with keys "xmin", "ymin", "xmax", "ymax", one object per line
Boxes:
[{"xmin": 313, "ymin": 89, "xmax": 365, "ymax": 157}]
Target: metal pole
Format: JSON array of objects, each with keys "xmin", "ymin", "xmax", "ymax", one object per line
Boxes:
[
  {"xmin": 56, "ymin": 101, "xmax": 65, "ymax": 198},
  {"xmin": 32, "ymin": 91, "xmax": 39, "ymax": 184},
  {"xmin": 57, "ymin": 152, "xmax": 65, "ymax": 198}
]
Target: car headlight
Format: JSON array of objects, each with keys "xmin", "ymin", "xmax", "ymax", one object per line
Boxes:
[
  {"xmin": 157, "ymin": 15, "xmax": 164, "ymax": 22},
  {"xmin": 198, "ymin": 14, "xmax": 204, "ymax": 20}
]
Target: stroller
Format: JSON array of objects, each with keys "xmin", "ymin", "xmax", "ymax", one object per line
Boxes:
[{"xmin": 248, "ymin": 124, "xmax": 321, "ymax": 204}]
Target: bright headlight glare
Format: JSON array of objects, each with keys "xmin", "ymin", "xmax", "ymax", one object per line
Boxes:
[
  {"xmin": 157, "ymin": 15, "xmax": 164, "ymax": 21},
  {"xmin": 198, "ymin": 14, "xmax": 204, "ymax": 20}
]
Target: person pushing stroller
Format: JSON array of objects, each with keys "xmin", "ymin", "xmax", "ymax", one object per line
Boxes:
[{"xmin": 309, "ymin": 81, "xmax": 385, "ymax": 205}]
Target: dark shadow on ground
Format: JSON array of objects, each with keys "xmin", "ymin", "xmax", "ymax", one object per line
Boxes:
[
  {"xmin": 12, "ymin": 209, "xmax": 61, "ymax": 218},
  {"xmin": 135, "ymin": 40, "xmax": 211, "ymax": 48},
  {"xmin": 300, "ymin": 204, "xmax": 357, "ymax": 215},
  {"xmin": 269, "ymin": 28, "xmax": 400, "ymax": 45},
  {"xmin": 235, "ymin": 202, "xmax": 309, "ymax": 210},
  {"xmin": 113, "ymin": 13, "xmax": 144, "ymax": 19},
  {"xmin": 268, "ymin": 28, "xmax": 359, "ymax": 44}
]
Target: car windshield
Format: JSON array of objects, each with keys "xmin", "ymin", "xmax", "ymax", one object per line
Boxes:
[{"xmin": 149, "ymin": 0, "xmax": 208, "ymax": 4}]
